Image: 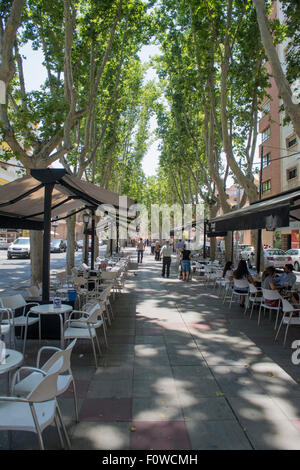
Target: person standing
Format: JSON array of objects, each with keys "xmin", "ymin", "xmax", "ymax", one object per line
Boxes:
[
  {"xmin": 160, "ymin": 240, "xmax": 173, "ymax": 277},
  {"xmin": 137, "ymin": 238, "xmax": 144, "ymax": 263},
  {"xmin": 176, "ymin": 239, "xmax": 184, "ymax": 254},
  {"xmin": 151, "ymin": 240, "xmax": 155, "ymax": 255},
  {"xmin": 154, "ymin": 241, "xmax": 161, "ymax": 261},
  {"xmin": 180, "ymin": 244, "xmax": 192, "ymax": 281}
]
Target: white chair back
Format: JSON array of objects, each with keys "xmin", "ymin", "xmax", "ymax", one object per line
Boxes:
[
  {"xmin": 262, "ymin": 288, "xmax": 282, "ymax": 301},
  {"xmin": 0, "ymin": 294, "xmax": 26, "ymax": 311},
  {"xmin": 281, "ymin": 298, "xmax": 295, "ymax": 313},
  {"xmin": 26, "ymin": 371, "xmax": 59, "ymax": 403},
  {"xmin": 86, "ymin": 303, "xmax": 103, "ymax": 324},
  {"xmin": 42, "ymin": 340, "xmax": 77, "ymax": 375},
  {"xmin": 249, "ymin": 283, "xmax": 258, "ymax": 294},
  {"xmin": 233, "ymin": 279, "xmax": 249, "ymax": 290},
  {"xmin": 101, "ymin": 271, "xmax": 118, "ymax": 280}
]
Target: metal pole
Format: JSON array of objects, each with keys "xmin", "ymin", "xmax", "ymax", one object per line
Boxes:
[
  {"xmin": 116, "ymin": 220, "xmax": 119, "ymax": 254},
  {"xmin": 256, "ymin": 145, "xmax": 264, "ymax": 273},
  {"xmin": 91, "ymin": 209, "xmax": 95, "ymax": 270},
  {"xmin": 110, "ymin": 222, "xmax": 113, "ymax": 257},
  {"xmin": 42, "ymin": 183, "xmax": 54, "ymax": 302},
  {"xmin": 203, "ymin": 219, "xmax": 207, "ymax": 259},
  {"xmin": 84, "ymin": 223, "xmax": 89, "ymax": 265}
]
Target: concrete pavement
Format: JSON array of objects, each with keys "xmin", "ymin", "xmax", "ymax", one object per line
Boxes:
[{"xmin": 1, "ymin": 248, "xmax": 300, "ymax": 450}]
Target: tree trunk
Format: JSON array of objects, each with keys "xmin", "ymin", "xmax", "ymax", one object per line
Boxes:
[
  {"xmin": 30, "ymin": 230, "xmax": 43, "ymax": 286},
  {"xmin": 253, "ymin": 0, "xmax": 300, "ymax": 139},
  {"xmin": 209, "ymin": 204, "xmax": 218, "ymax": 260},
  {"xmin": 66, "ymin": 214, "xmax": 75, "ymax": 275},
  {"xmin": 225, "ymin": 232, "xmax": 233, "ymax": 263}
]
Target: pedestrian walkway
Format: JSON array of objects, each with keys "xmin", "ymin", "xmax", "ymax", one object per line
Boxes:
[{"xmin": 1, "ymin": 248, "xmax": 300, "ymax": 450}]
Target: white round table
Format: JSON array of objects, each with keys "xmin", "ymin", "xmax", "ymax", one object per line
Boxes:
[
  {"xmin": 30, "ymin": 304, "xmax": 73, "ymax": 348},
  {"xmin": 0, "ymin": 348, "xmax": 24, "ymax": 394}
]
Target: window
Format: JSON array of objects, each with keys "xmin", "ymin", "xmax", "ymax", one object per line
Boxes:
[
  {"xmin": 262, "ymin": 179, "xmax": 271, "ymax": 194},
  {"xmin": 287, "ymin": 167, "xmax": 297, "ymax": 180},
  {"xmin": 261, "ymin": 101, "xmax": 270, "ymax": 116},
  {"xmin": 262, "ymin": 127, "xmax": 270, "ymax": 143},
  {"xmin": 287, "ymin": 135, "xmax": 297, "ymax": 149},
  {"xmin": 263, "ymin": 152, "xmax": 271, "ymax": 168}
]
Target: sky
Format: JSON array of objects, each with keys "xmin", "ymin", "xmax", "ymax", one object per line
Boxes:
[
  {"xmin": 138, "ymin": 44, "xmax": 161, "ymax": 177},
  {"xmin": 20, "ymin": 41, "xmax": 161, "ymax": 178}
]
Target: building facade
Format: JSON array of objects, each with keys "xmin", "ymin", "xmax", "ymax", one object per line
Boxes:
[{"xmin": 258, "ymin": 0, "xmax": 300, "ymax": 250}]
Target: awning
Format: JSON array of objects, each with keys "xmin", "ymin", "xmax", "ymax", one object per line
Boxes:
[
  {"xmin": 208, "ymin": 187, "xmax": 300, "ymax": 236},
  {"xmin": 0, "ymin": 169, "xmax": 136, "ymax": 230}
]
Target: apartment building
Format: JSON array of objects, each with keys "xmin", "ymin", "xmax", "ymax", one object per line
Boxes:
[{"xmin": 258, "ymin": 0, "xmax": 300, "ymax": 250}]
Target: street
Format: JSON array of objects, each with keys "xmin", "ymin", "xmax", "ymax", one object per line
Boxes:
[{"xmin": 0, "ymin": 246, "xmax": 108, "ymax": 295}]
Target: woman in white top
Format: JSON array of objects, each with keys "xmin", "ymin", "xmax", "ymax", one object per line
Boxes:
[
  {"xmin": 233, "ymin": 259, "xmax": 254, "ymax": 307},
  {"xmin": 223, "ymin": 261, "xmax": 233, "ymax": 281}
]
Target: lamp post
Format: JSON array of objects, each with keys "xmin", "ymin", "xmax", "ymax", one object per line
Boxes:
[
  {"xmin": 52, "ymin": 217, "xmax": 58, "ymax": 239},
  {"xmin": 83, "ymin": 212, "xmax": 90, "ymax": 265}
]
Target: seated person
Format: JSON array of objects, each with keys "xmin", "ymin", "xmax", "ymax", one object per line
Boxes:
[
  {"xmin": 233, "ymin": 260, "xmax": 254, "ymax": 307},
  {"xmin": 262, "ymin": 266, "xmax": 282, "ymax": 307},
  {"xmin": 275, "ymin": 264, "xmax": 296, "ymax": 290},
  {"xmin": 262, "ymin": 266, "xmax": 278, "ymax": 291},
  {"xmin": 223, "ymin": 261, "xmax": 234, "ymax": 281}
]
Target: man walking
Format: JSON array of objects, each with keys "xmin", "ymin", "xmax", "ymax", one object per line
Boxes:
[
  {"xmin": 137, "ymin": 238, "xmax": 144, "ymax": 263},
  {"xmin": 160, "ymin": 240, "xmax": 173, "ymax": 277}
]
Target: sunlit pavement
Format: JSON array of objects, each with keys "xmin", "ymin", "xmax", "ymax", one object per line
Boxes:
[{"xmin": 1, "ymin": 247, "xmax": 300, "ymax": 450}]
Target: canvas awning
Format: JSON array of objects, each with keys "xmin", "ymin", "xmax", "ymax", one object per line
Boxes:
[
  {"xmin": 208, "ymin": 187, "xmax": 300, "ymax": 236},
  {"xmin": 0, "ymin": 169, "xmax": 136, "ymax": 230},
  {"xmin": 0, "ymin": 168, "xmax": 137, "ymax": 301}
]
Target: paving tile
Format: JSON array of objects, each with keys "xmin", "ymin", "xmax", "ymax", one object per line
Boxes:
[
  {"xmin": 171, "ymin": 364, "xmax": 213, "ymax": 379},
  {"xmin": 133, "ymin": 376, "xmax": 178, "ymax": 399},
  {"xmin": 87, "ymin": 378, "xmax": 133, "ymax": 398},
  {"xmin": 135, "ymin": 336, "xmax": 165, "ymax": 344},
  {"xmin": 132, "ymin": 396, "xmax": 183, "ymax": 421},
  {"xmin": 80, "ymin": 398, "xmax": 132, "ymax": 422},
  {"xmin": 227, "ymin": 395, "xmax": 289, "ymax": 424},
  {"xmin": 93, "ymin": 364, "xmax": 134, "ymax": 382},
  {"xmin": 61, "ymin": 379, "xmax": 91, "ymax": 399},
  {"xmin": 210, "ymin": 365, "xmax": 266, "ymax": 396},
  {"xmin": 181, "ymin": 397, "xmax": 236, "ymax": 421},
  {"xmin": 243, "ymin": 419, "xmax": 300, "ymax": 450},
  {"xmin": 71, "ymin": 422, "xmax": 131, "ymax": 450},
  {"xmin": 106, "ymin": 335, "xmax": 136, "ymax": 344},
  {"xmin": 185, "ymin": 420, "xmax": 252, "ymax": 450},
  {"xmin": 130, "ymin": 421, "xmax": 191, "ymax": 450},
  {"xmin": 271, "ymin": 396, "xmax": 300, "ymax": 420}
]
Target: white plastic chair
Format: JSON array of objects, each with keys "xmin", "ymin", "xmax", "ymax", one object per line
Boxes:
[
  {"xmin": 275, "ymin": 298, "xmax": 300, "ymax": 346},
  {"xmin": 210, "ymin": 270, "xmax": 223, "ymax": 288},
  {"xmin": 0, "ymin": 308, "xmax": 13, "ymax": 347},
  {"xmin": 245, "ymin": 283, "xmax": 263, "ymax": 317},
  {"xmin": 97, "ymin": 287, "xmax": 114, "ymax": 325},
  {"xmin": 11, "ymin": 339, "xmax": 78, "ymax": 423},
  {"xmin": 258, "ymin": 289, "xmax": 282, "ymax": 329},
  {"xmin": 0, "ymin": 370, "xmax": 71, "ymax": 450},
  {"xmin": 229, "ymin": 279, "xmax": 249, "ymax": 308},
  {"xmin": 64, "ymin": 303, "xmax": 107, "ymax": 368},
  {"xmin": 0, "ymin": 294, "xmax": 40, "ymax": 354}
]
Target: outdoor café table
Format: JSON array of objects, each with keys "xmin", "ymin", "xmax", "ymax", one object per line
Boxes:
[
  {"xmin": 0, "ymin": 348, "xmax": 23, "ymax": 394},
  {"xmin": 29, "ymin": 304, "xmax": 72, "ymax": 349}
]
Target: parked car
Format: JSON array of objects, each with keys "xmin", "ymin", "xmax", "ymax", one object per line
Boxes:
[
  {"xmin": 64, "ymin": 240, "xmax": 79, "ymax": 251},
  {"xmin": 0, "ymin": 238, "xmax": 10, "ymax": 250},
  {"xmin": 50, "ymin": 239, "xmax": 66, "ymax": 253},
  {"xmin": 7, "ymin": 237, "xmax": 30, "ymax": 259},
  {"xmin": 264, "ymin": 248, "xmax": 292, "ymax": 268},
  {"xmin": 239, "ymin": 245, "xmax": 255, "ymax": 261},
  {"xmin": 285, "ymin": 249, "xmax": 300, "ymax": 271},
  {"xmin": 77, "ymin": 239, "xmax": 84, "ymax": 249}
]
